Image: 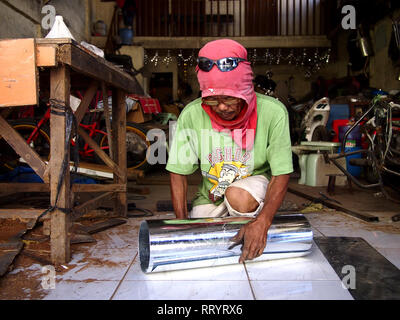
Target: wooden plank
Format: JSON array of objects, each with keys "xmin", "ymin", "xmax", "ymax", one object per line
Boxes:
[
  {"xmin": 0, "ymin": 208, "xmax": 46, "ymax": 220},
  {"xmin": 35, "ymin": 38, "xmax": 74, "ymax": 45},
  {"xmin": 76, "ymin": 126, "xmax": 124, "ymax": 179},
  {"xmin": 36, "ymin": 44, "xmax": 57, "ymax": 67},
  {"xmin": 0, "ymin": 183, "xmax": 49, "ymax": 193},
  {"xmin": 49, "ymin": 65, "xmax": 71, "ymax": 264},
  {"xmin": 56, "ymin": 42, "xmax": 143, "ymax": 94},
  {"xmin": 72, "ymin": 183, "xmax": 126, "ymax": 193},
  {"xmin": 0, "ymin": 183, "xmax": 125, "ymax": 193},
  {"xmin": 112, "ymin": 89, "xmax": 127, "ymax": 217},
  {"xmin": 71, "ymin": 192, "xmax": 114, "ymax": 221},
  {"xmin": 0, "ymin": 38, "xmax": 38, "ymax": 107},
  {"xmin": 0, "ymin": 114, "xmax": 48, "ymax": 182}
]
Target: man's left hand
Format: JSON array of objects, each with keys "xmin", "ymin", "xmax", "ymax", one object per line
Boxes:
[{"xmin": 231, "ymin": 218, "xmax": 271, "ymax": 263}]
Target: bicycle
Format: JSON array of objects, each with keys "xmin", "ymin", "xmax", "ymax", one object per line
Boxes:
[{"xmin": 0, "ymin": 94, "xmax": 153, "ymax": 174}]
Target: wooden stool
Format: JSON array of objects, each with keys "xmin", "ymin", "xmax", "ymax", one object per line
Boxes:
[{"xmin": 326, "ymin": 173, "xmax": 353, "ymax": 195}]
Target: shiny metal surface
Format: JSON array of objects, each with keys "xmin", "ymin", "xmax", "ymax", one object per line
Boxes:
[{"xmin": 139, "ymin": 214, "xmax": 313, "ymax": 273}]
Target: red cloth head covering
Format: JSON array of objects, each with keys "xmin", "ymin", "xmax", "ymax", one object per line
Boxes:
[{"xmin": 196, "ymin": 39, "xmax": 257, "ymax": 150}]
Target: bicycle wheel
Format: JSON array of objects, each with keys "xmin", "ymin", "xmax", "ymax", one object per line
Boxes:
[
  {"xmin": 0, "ymin": 120, "xmax": 50, "ymax": 172},
  {"xmin": 97, "ymin": 122, "xmax": 152, "ymax": 172}
]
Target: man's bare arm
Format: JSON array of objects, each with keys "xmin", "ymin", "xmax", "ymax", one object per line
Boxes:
[
  {"xmin": 232, "ymin": 174, "xmax": 290, "ymax": 263},
  {"xmin": 170, "ymin": 172, "xmax": 188, "ymax": 219}
]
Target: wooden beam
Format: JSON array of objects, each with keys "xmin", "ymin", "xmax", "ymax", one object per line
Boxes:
[
  {"xmin": 0, "ymin": 114, "xmax": 48, "ymax": 182},
  {"xmin": 132, "ymin": 35, "xmax": 331, "ymax": 48},
  {"xmin": 101, "ymin": 82, "xmax": 113, "ymax": 159},
  {"xmin": 73, "ymin": 80, "xmax": 98, "ymax": 125},
  {"xmin": 49, "ymin": 65, "xmax": 71, "ymax": 264},
  {"xmin": 0, "ymin": 183, "xmax": 126, "ymax": 193},
  {"xmin": 56, "ymin": 42, "xmax": 143, "ymax": 94},
  {"xmin": 112, "ymin": 89, "xmax": 127, "ymax": 217},
  {"xmin": 0, "ymin": 183, "xmax": 49, "ymax": 193},
  {"xmin": 76, "ymin": 126, "xmax": 124, "ymax": 179},
  {"xmin": 71, "ymin": 192, "xmax": 114, "ymax": 221}
]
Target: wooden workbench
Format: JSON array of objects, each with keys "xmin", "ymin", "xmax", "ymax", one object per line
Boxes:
[{"xmin": 0, "ymin": 38, "xmax": 142, "ymax": 264}]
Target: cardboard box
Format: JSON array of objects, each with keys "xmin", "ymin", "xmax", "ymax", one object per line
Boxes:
[{"xmin": 126, "ymin": 101, "xmax": 152, "ymax": 123}]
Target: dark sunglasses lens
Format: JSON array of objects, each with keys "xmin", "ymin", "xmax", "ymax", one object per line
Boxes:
[
  {"xmin": 198, "ymin": 57, "xmax": 244, "ymax": 72},
  {"xmin": 218, "ymin": 58, "xmax": 238, "ymax": 72},
  {"xmin": 198, "ymin": 58, "xmax": 214, "ymax": 71}
]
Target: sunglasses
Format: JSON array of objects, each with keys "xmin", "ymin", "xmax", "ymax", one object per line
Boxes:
[
  {"xmin": 202, "ymin": 97, "xmax": 242, "ymax": 106},
  {"xmin": 197, "ymin": 57, "xmax": 246, "ymax": 72}
]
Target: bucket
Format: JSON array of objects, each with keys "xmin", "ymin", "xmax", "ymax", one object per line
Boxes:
[
  {"xmin": 338, "ymin": 146, "xmax": 363, "ymax": 177},
  {"xmin": 119, "ymin": 28, "xmax": 133, "ymax": 45}
]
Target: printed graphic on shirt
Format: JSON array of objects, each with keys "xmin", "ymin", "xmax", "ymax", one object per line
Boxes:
[{"xmin": 202, "ymin": 147, "xmax": 252, "ymax": 202}]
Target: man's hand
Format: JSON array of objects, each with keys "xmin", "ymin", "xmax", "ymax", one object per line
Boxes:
[
  {"xmin": 231, "ymin": 217, "xmax": 272, "ymax": 263},
  {"xmin": 231, "ymin": 174, "xmax": 290, "ymax": 263}
]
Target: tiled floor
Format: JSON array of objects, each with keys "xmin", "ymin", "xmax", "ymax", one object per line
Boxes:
[{"xmin": 3, "ymin": 184, "xmax": 400, "ymax": 300}]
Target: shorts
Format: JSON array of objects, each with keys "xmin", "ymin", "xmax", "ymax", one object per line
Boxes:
[{"xmin": 190, "ymin": 175, "xmax": 269, "ymax": 218}]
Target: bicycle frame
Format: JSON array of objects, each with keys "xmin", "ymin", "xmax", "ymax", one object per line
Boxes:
[{"xmin": 25, "ymin": 104, "xmax": 109, "ymax": 159}]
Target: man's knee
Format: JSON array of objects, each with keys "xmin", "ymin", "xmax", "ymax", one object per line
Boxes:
[{"xmin": 225, "ymin": 186, "xmax": 259, "ymax": 213}]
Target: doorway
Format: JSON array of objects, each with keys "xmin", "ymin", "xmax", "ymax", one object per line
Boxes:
[{"xmin": 149, "ymin": 72, "xmax": 174, "ymax": 105}]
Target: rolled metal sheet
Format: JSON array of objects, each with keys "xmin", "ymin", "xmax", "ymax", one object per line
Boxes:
[{"xmin": 139, "ymin": 214, "xmax": 313, "ymax": 273}]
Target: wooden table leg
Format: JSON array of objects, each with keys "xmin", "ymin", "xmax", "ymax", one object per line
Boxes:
[
  {"xmin": 112, "ymin": 88, "xmax": 127, "ymax": 217},
  {"xmin": 50, "ymin": 65, "xmax": 71, "ymax": 264}
]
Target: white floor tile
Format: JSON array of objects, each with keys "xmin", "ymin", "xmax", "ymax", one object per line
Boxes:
[
  {"xmin": 244, "ymin": 242, "xmax": 340, "ymax": 281},
  {"xmin": 80, "ymin": 221, "xmax": 140, "ymax": 250},
  {"xmin": 375, "ymin": 248, "xmax": 400, "ymax": 269},
  {"xmin": 112, "ymin": 280, "xmax": 254, "ymax": 300},
  {"xmin": 124, "ymin": 257, "xmax": 248, "ymax": 281},
  {"xmin": 316, "ymin": 227, "xmax": 400, "ymax": 249},
  {"xmin": 43, "ymin": 280, "xmax": 119, "ymax": 300},
  {"xmin": 251, "ymin": 280, "xmax": 354, "ymax": 300},
  {"xmin": 58, "ymin": 248, "xmax": 137, "ymax": 281}
]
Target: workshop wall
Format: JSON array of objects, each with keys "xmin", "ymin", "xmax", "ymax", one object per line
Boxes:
[
  {"xmin": 369, "ymin": 10, "xmax": 400, "ymax": 92},
  {"xmin": 0, "ymin": 0, "xmax": 90, "ymax": 42},
  {"xmin": 0, "ymin": 0, "xmax": 41, "ymax": 38},
  {"xmin": 48, "ymin": 0, "xmax": 89, "ymax": 42}
]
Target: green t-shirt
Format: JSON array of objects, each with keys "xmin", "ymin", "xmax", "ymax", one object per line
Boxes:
[{"xmin": 166, "ymin": 93, "xmax": 293, "ymax": 207}]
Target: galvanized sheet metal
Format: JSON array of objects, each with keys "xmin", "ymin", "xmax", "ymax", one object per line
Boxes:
[{"xmin": 139, "ymin": 214, "xmax": 313, "ymax": 273}]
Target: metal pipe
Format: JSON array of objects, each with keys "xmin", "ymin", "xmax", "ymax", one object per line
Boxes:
[{"xmin": 139, "ymin": 214, "xmax": 313, "ymax": 273}]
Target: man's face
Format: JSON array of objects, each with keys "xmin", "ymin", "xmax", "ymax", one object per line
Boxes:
[{"xmin": 203, "ymin": 96, "xmax": 245, "ymax": 121}]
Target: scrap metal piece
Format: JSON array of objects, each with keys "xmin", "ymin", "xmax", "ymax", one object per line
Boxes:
[
  {"xmin": 139, "ymin": 214, "xmax": 313, "ymax": 273},
  {"xmin": 0, "ymin": 241, "xmax": 24, "ymax": 277},
  {"xmin": 81, "ymin": 218, "xmax": 126, "ymax": 234}
]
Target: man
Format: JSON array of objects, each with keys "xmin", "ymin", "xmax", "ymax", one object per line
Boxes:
[{"xmin": 166, "ymin": 39, "xmax": 293, "ymax": 263}]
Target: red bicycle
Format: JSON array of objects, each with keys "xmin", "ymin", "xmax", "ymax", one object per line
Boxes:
[{"xmin": 0, "ymin": 94, "xmax": 152, "ymax": 174}]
